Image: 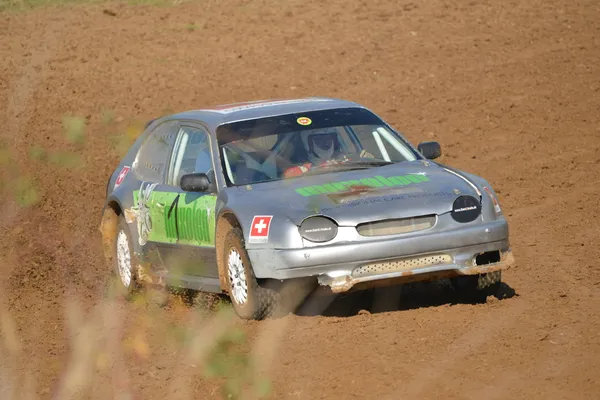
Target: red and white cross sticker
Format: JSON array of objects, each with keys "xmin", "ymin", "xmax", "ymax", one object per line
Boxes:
[
  {"xmin": 248, "ymin": 216, "xmax": 273, "ymax": 243},
  {"xmin": 114, "ymin": 166, "xmax": 130, "ymax": 189}
]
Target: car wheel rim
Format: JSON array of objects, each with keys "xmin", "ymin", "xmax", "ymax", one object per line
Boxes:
[
  {"xmin": 116, "ymin": 229, "xmax": 132, "ymax": 287},
  {"xmin": 228, "ymin": 249, "xmax": 248, "ymax": 305}
]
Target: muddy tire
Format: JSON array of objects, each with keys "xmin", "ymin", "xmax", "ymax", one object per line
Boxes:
[
  {"xmin": 450, "ymin": 271, "xmax": 502, "ymax": 302},
  {"xmin": 223, "ymin": 227, "xmax": 279, "ymax": 320},
  {"xmin": 112, "ymin": 215, "xmax": 141, "ymax": 298}
]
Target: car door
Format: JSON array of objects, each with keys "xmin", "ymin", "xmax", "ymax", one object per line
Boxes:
[
  {"xmin": 155, "ymin": 123, "xmax": 219, "ymax": 280},
  {"xmin": 129, "ymin": 120, "xmax": 180, "ymax": 268}
]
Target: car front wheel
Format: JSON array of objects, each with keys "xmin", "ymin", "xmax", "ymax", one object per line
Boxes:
[
  {"xmin": 113, "ymin": 216, "xmax": 140, "ymax": 297},
  {"xmin": 223, "ymin": 227, "xmax": 279, "ymax": 320}
]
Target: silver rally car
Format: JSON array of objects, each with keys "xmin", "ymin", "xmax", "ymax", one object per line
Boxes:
[{"xmin": 100, "ymin": 97, "xmax": 514, "ymax": 319}]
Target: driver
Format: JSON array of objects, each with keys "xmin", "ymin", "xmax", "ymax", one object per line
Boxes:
[
  {"xmin": 283, "ymin": 131, "xmax": 342, "ymax": 178},
  {"xmin": 307, "ymin": 133, "xmax": 341, "ymax": 165},
  {"xmin": 282, "ymin": 130, "xmax": 378, "ymax": 178}
]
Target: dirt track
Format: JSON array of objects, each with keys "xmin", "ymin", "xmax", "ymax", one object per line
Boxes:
[{"xmin": 1, "ymin": 0, "xmax": 599, "ymax": 398}]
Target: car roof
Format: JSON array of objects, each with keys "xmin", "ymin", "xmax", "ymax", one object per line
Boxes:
[{"xmin": 155, "ymin": 97, "xmax": 367, "ymax": 132}]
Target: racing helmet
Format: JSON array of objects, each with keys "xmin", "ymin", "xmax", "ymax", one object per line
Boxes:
[{"xmin": 300, "ymin": 129, "xmax": 342, "ymax": 164}]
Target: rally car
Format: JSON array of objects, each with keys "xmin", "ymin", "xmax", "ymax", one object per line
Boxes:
[{"xmin": 99, "ymin": 97, "xmax": 514, "ymax": 320}]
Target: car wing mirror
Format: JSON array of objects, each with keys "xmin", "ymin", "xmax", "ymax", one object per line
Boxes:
[
  {"xmin": 180, "ymin": 172, "xmax": 212, "ymax": 192},
  {"xmin": 417, "ymin": 141, "xmax": 442, "ymax": 160}
]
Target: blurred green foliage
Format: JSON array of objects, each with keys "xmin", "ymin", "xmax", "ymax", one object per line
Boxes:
[
  {"xmin": 0, "ymin": 145, "xmax": 12, "ymax": 165},
  {"xmin": 101, "ymin": 109, "xmax": 115, "ymax": 125},
  {"xmin": 49, "ymin": 151, "xmax": 83, "ymax": 168},
  {"xmin": 202, "ymin": 324, "xmax": 273, "ymax": 399},
  {"xmin": 62, "ymin": 115, "xmax": 86, "ymax": 145},
  {"xmin": 205, "ymin": 327, "xmax": 249, "ymax": 399},
  {"xmin": 109, "ymin": 118, "xmax": 145, "ymax": 157},
  {"xmin": 28, "ymin": 145, "xmax": 47, "ymax": 162},
  {"xmin": 256, "ymin": 378, "xmax": 273, "ymax": 398},
  {"xmin": 13, "ymin": 177, "xmax": 39, "ymax": 207},
  {"xmin": 1, "ymin": 105, "xmax": 275, "ymax": 396}
]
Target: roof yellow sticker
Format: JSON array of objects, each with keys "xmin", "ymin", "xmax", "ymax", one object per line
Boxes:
[{"xmin": 297, "ymin": 117, "xmax": 312, "ymax": 126}]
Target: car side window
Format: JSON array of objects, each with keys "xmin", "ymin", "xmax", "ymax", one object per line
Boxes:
[
  {"xmin": 134, "ymin": 121, "xmax": 179, "ymax": 183},
  {"xmin": 167, "ymin": 126, "xmax": 214, "ymax": 187}
]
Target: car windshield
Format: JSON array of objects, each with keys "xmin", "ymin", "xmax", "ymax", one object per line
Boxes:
[{"xmin": 216, "ymin": 107, "xmax": 420, "ymax": 186}]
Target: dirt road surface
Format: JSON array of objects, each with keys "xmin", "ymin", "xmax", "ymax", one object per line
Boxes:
[{"xmin": 1, "ymin": 0, "xmax": 599, "ymax": 398}]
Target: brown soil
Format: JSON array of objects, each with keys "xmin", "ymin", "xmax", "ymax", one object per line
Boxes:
[{"xmin": 1, "ymin": 0, "xmax": 599, "ymax": 398}]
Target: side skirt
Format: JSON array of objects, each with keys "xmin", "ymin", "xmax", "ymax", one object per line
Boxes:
[{"xmin": 164, "ymin": 274, "xmax": 223, "ymax": 294}]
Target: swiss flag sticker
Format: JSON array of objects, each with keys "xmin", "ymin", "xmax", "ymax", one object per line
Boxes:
[
  {"xmin": 249, "ymin": 216, "xmax": 273, "ymax": 243},
  {"xmin": 114, "ymin": 166, "xmax": 130, "ymax": 188}
]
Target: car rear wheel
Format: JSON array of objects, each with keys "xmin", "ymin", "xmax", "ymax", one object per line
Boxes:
[
  {"xmin": 450, "ymin": 271, "xmax": 501, "ymax": 302},
  {"xmin": 113, "ymin": 216, "xmax": 140, "ymax": 297},
  {"xmin": 223, "ymin": 227, "xmax": 279, "ymax": 320}
]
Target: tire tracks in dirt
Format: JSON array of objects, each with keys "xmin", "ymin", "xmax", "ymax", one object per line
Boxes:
[{"xmin": 1, "ymin": 0, "xmax": 599, "ymax": 398}]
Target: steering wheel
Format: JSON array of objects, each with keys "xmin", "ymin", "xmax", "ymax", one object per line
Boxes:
[{"xmin": 282, "ymin": 149, "xmax": 376, "ymax": 178}]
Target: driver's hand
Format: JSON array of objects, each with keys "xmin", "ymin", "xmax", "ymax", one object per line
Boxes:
[
  {"xmin": 283, "ymin": 163, "xmax": 312, "ymax": 178},
  {"xmin": 360, "ymin": 149, "xmax": 375, "ymax": 158}
]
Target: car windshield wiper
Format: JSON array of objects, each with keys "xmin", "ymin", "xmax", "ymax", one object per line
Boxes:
[{"xmin": 342, "ymin": 160, "xmax": 395, "ymax": 167}]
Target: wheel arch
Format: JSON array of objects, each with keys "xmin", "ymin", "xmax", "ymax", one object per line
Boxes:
[
  {"xmin": 215, "ymin": 209, "xmax": 244, "ymax": 293},
  {"xmin": 99, "ymin": 199, "xmax": 124, "ymax": 268}
]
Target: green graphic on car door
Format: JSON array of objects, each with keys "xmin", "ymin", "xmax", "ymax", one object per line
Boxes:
[
  {"xmin": 168, "ymin": 193, "xmax": 216, "ymax": 246},
  {"xmin": 132, "ymin": 186, "xmax": 178, "ymax": 245},
  {"xmin": 132, "ymin": 186, "xmax": 216, "ymax": 246}
]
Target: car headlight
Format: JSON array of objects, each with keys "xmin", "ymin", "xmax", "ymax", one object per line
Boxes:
[{"xmin": 299, "ymin": 216, "xmax": 338, "ymax": 242}]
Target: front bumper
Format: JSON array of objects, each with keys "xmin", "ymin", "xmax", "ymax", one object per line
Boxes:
[{"xmin": 247, "ymin": 219, "xmax": 514, "ymax": 292}]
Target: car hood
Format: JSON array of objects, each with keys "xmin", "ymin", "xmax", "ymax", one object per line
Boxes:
[{"xmin": 231, "ymin": 161, "xmax": 481, "ymax": 226}]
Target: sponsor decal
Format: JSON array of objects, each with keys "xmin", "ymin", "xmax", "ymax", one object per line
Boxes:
[
  {"xmin": 131, "ymin": 181, "xmax": 159, "ymax": 245},
  {"xmin": 304, "ymin": 227, "xmax": 332, "ymax": 233},
  {"xmin": 318, "ymin": 191, "xmax": 455, "ymax": 212},
  {"xmin": 206, "ymin": 98, "xmax": 330, "ymax": 114},
  {"xmin": 327, "ymin": 186, "xmax": 424, "ymax": 205},
  {"xmin": 163, "ymin": 203, "xmax": 212, "ymax": 242},
  {"xmin": 297, "ymin": 117, "xmax": 312, "ymax": 126},
  {"xmin": 248, "ymin": 216, "xmax": 273, "ymax": 243},
  {"xmin": 451, "ymin": 195, "xmax": 481, "ymax": 223},
  {"xmin": 114, "ymin": 166, "xmax": 130, "ymax": 189},
  {"xmin": 295, "ymin": 173, "xmax": 431, "ymax": 197},
  {"xmin": 130, "ymin": 190, "xmax": 216, "ymax": 245},
  {"xmin": 299, "ymin": 217, "xmax": 338, "ymax": 242},
  {"xmin": 455, "ymin": 205, "xmax": 477, "ymax": 212}
]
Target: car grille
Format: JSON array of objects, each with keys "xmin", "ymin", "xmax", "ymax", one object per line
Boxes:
[
  {"xmin": 356, "ymin": 215, "xmax": 436, "ymax": 237},
  {"xmin": 352, "ymin": 254, "xmax": 452, "ymax": 278}
]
